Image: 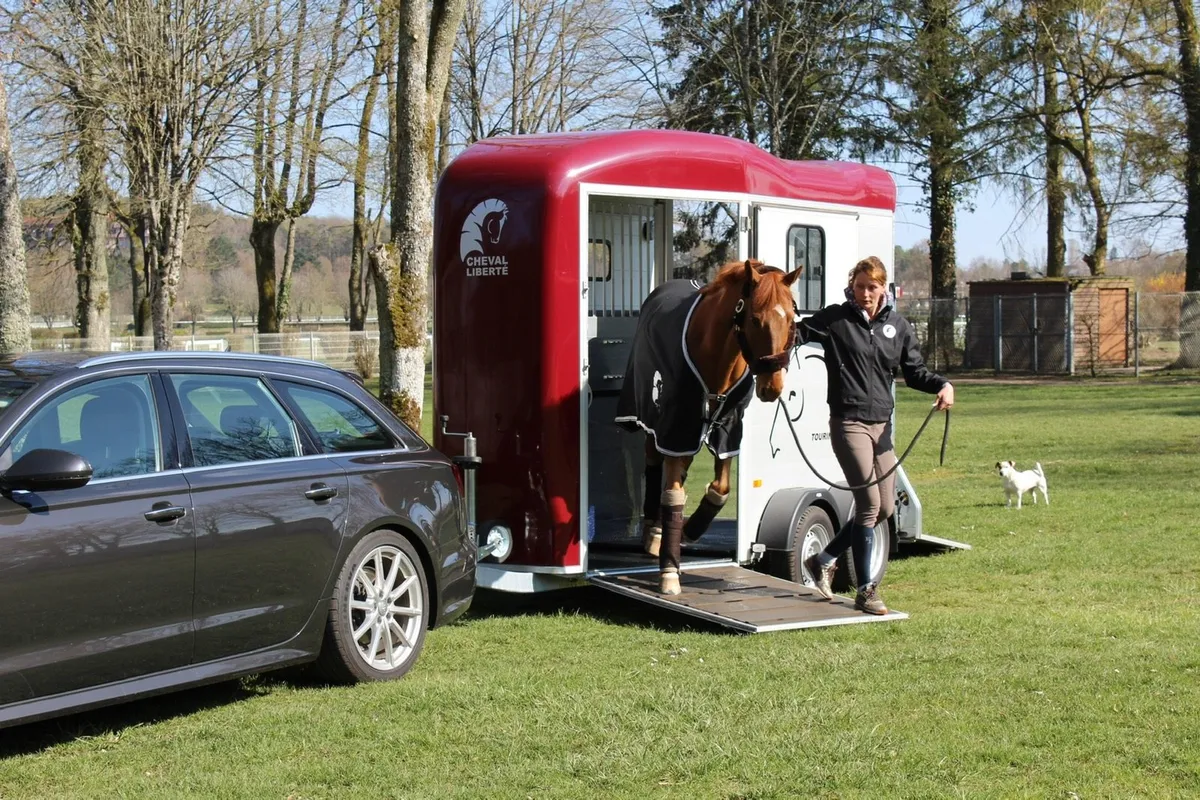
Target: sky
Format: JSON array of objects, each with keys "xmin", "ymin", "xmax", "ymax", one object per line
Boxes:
[{"xmin": 892, "ymin": 177, "xmax": 1046, "ymax": 268}]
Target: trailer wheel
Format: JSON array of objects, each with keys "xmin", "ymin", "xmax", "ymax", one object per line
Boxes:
[{"xmin": 761, "ymin": 505, "xmax": 834, "ymax": 588}]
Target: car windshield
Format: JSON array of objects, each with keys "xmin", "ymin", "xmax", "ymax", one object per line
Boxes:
[{"xmin": 0, "ymin": 379, "xmax": 34, "ymax": 416}]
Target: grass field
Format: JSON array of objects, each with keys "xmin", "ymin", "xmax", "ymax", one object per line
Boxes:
[{"xmin": 2, "ymin": 378, "xmax": 1199, "ymax": 798}]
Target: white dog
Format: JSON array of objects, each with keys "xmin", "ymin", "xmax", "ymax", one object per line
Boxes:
[{"xmin": 995, "ymin": 461, "xmax": 1049, "ymax": 509}]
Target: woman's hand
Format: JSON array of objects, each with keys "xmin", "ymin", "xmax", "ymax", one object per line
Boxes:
[{"xmin": 934, "ymin": 383, "xmax": 955, "ymax": 410}]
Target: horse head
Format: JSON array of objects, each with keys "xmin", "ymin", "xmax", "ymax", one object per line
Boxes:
[
  {"xmin": 711, "ymin": 259, "xmax": 803, "ymax": 402},
  {"xmin": 459, "ymin": 199, "xmax": 510, "ymax": 261}
]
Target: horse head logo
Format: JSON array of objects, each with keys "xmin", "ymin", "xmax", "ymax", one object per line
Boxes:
[{"xmin": 460, "ymin": 199, "xmax": 509, "ymax": 262}]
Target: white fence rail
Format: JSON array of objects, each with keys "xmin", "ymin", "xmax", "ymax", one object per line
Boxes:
[{"xmin": 31, "ymin": 331, "xmax": 383, "ymax": 372}]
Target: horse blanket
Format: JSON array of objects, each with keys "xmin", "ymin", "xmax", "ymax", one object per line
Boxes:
[{"xmin": 615, "ymin": 279, "xmax": 753, "ymax": 458}]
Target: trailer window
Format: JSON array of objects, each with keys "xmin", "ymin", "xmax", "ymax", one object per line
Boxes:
[
  {"xmin": 587, "ymin": 239, "xmax": 611, "ymax": 280},
  {"xmin": 787, "ymin": 225, "xmax": 825, "ymax": 312},
  {"xmin": 671, "ymin": 200, "xmax": 740, "ymax": 283}
]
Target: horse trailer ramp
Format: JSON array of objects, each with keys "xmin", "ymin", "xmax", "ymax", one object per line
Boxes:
[{"xmin": 590, "ymin": 564, "xmax": 907, "ymax": 633}]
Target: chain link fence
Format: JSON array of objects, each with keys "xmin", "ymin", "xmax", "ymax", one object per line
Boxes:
[
  {"xmin": 27, "ymin": 291, "xmax": 1200, "ymax": 377},
  {"xmin": 897, "ymin": 291, "xmax": 1200, "ymax": 375}
]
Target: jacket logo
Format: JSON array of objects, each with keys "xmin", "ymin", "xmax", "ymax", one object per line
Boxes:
[{"xmin": 882, "ymin": 324, "xmax": 896, "ymax": 339}]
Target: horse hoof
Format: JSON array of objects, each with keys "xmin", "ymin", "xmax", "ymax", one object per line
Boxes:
[
  {"xmin": 659, "ymin": 572, "xmax": 681, "ymax": 596},
  {"xmin": 642, "ymin": 524, "xmax": 662, "ymax": 557}
]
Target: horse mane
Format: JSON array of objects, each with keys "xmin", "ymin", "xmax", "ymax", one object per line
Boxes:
[{"xmin": 699, "ymin": 259, "xmax": 792, "ymax": 309}]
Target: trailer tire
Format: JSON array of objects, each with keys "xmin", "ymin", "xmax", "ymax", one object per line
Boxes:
[{"xmin": 762, "ymin": 505, "xmax": 835, "ymax": 588}]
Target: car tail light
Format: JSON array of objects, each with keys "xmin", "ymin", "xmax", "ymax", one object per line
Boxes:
[{"xmin": 450, "ymin": 462, "xmax": 465, "ymax": 495}]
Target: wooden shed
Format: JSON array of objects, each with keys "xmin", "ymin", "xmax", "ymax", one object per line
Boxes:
[{"xmin": 966, "ymin": 275, "xmax": 1133, "ymax": 373}]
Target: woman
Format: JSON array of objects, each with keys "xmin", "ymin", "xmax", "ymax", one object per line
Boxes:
[{"xmin": 798, "ymin": 256, "xmax": 954, "ymax": 615}]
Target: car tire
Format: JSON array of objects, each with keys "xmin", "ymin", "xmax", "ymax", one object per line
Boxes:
[{"xmin": 315, "ymin": 529, "xmax": 429, "ymax": 684}]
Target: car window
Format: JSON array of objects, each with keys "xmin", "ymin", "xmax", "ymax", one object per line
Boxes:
[
  {"xmin": 0, "ymin": 379, "xmax": 33, "ymax": 412},
  {"xmin": 170, "ymin": 374, "xmax": 301, "ymax": 467},
  {"xmin": 275, "ymin": 381, "xmax": 395, "ymax": 453},
  {"xmin": 0, "ymin": 375, "xmax": 161, "ymax": 479}
]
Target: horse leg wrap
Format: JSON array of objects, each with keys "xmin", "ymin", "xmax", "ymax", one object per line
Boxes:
[
  {"xmin": 659, "ymin": 489, "xmax": 686, "ymax": 593},
  {"xmin": 641, "ymin": 520, "xmax": 662, "ymax": 557},
  {"xmin": 683, "ymin": 486, "xmax": 728, "ymax": 542}
]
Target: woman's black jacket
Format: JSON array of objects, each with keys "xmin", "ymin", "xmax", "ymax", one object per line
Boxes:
[{"xmin": 797, "ymin": 301, "xmax": 948, "ymax": 423}]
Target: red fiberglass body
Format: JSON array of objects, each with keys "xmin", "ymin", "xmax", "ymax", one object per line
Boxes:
[{"xmin": 432, "ymin": 130, "xmax": 894, "ymax": 571}]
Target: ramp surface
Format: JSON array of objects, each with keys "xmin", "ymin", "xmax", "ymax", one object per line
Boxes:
[{"xmin": 590, "ymin": 564, "xmax": 907, "ymax": 633}]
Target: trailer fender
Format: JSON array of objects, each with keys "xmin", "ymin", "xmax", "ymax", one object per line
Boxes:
[{"xmin": 753, "ymin": 488, "xmax": 850, "ymax": 585}]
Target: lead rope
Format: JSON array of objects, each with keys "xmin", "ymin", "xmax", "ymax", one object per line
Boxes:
[{"xmin": 776, "ymin": 396, "xmax": 950, "ymax": 492}]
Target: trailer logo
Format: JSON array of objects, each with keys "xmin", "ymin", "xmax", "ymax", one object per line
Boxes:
[{"xmin": 460, "ymin": 199, "xmax": 510, "ymax": 277}]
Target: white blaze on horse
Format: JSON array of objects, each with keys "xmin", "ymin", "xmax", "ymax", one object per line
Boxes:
[{"xmin": 616, "ymin": 259, "xmax": 802, "ymax": 595}]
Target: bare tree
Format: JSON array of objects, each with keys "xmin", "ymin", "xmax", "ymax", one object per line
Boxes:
[
  {"xmin": 0, "ymin": 67, "xmax": 31, "ymax": 353},
  {"xmin": 244, "ymin": 0, "xmax": 358, "ymax": 334},
  {"xmin": 451, "ymin": 0, "xmax": 657, "ymax": 143},
  {"xmin": 94, "ymin": 0, "xmax": 266, "ymax": 349},
  {"xmin": 27, "ymin": 246, "xmax": 75, "ymax": 331},
  {"xmin": 213, "ymin": 266, "xmax": 259, "ymax": 331},
  {"xmin": 179, "ymin": 267, "xmax": 211, "ymax": 334},
  {"xmin": 372, "ymin": 0, "xmax": 466, "ymax": 428},
  {"xmin": 7, "ymin": 0, "xmax": 112, "ymax": 347},
  {"xmin": 1012, "ymin": 2, "xmax": 1169, "ymax": 276},
  {"xmin": 349, "ymin": 0, "xmax": 394, "ymax": 331}
]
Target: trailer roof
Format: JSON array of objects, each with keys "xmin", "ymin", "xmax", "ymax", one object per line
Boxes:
[{"xmin": 442, "ymin": 130, "xmax": 896, "ymax": 211}]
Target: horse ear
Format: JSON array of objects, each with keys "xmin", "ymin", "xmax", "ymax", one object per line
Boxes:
[
  {"xmin": 744, "ymin": 259, "xmax": 757, "ymax": 285},
  {"xmin": 783, "ymin": 266, "xmax": 804, "ymax": 286}
]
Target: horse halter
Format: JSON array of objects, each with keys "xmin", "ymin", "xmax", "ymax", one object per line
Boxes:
[{"xmin": 732, "ymin": 265, "xmax": 798, "ymax": 376}]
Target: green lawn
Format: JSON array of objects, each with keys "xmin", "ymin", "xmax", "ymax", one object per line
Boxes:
[{"xmin": 2, "ymin": 378, "xmax": 1198, "ymax": 798}]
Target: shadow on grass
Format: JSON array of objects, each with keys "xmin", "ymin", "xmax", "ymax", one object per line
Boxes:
[{"xmin": 0, "ymin": 671, "xmax": 314, "ymax": 759}]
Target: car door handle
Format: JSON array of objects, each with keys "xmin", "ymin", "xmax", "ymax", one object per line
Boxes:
[
  {"xmin": 144, "ymin": 504, "xmax": 186, "ymax": 522},
  {"xmin": 305, "ymin": 484, "xmax": 338, "ymax": 501}
]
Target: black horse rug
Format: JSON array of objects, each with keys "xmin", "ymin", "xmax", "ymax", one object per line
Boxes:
[{"xmin": 615, "ymin": 279, "xmax": 753, "ymax": 458}]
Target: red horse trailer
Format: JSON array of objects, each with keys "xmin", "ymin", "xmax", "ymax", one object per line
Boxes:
[{"xmin": 433, "ymin": 130, "xmax": 964, "ymax": 631}]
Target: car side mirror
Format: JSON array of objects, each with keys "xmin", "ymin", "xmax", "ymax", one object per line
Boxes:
[{"xmin": 0, "ymin": 448, "xmax": 93, "ymax": 493}]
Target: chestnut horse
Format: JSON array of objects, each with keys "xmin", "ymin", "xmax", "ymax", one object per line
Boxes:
[{"xmin": 623, "ymin": 260, "xmax": 801, "ymax": 595}]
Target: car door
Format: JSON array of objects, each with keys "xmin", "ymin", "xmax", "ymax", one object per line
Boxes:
[
  {"xmin": 0, "ymin": 372, "xmax": 194, "ymax": 703},
  {"xmin": 166, "ymin": 372, "xmax": 349, "ymax": 663}
]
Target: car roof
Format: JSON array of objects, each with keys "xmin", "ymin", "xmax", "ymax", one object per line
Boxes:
[{"xmin": 0, "ymin": 351, "xmax": 341, "ymax": 382}]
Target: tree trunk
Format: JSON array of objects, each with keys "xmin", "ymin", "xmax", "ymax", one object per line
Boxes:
[
  {"xmin": 0, "ymin": 69, "xmax": 31, "ymax": 354},
  {"xmin": 1083, "ymin": 165, "xmax": 1108, "ymax": 276},
  {"xmin": 349, "ymin": 40, "xmax": 385, "ymax": 332},
  {"xmin": 437, "ymin": 77, "xmax": 452, "ymax": 175},
  {"xmin": 1041, "ymin": 15, "xmax": 1066, "ymax": 278},
  {"xmin": 72, "ymin": 113, "xmax": 111, "ymax": 349},
  {"xmin": 276, "ymin": 217, "xmax": 297, "ymax": 323},
  {"xmin": 251, "ymin": 216, "xmax": 282, "ymax": 333},
  {"xmin": 377, "ymin": 0, "xmax": 465, "ymax": 430},
  {"xmin": 72, "ymin": 191, "xmax": 111, "ymax": 348},
  {"xmin": 1172, "ymin": 0, "xmax": 1200, "ymax": 365},
  {"xmin": 370, "ymin": 243, "xmax": 422, "ymax": 424},
  {"xmin": 129, "ymin": 221, "xmax": 149, "ymax": 337},
  {"xmin": 928, "ymin": 130, "xmax": 958, "ymax": 370}
]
